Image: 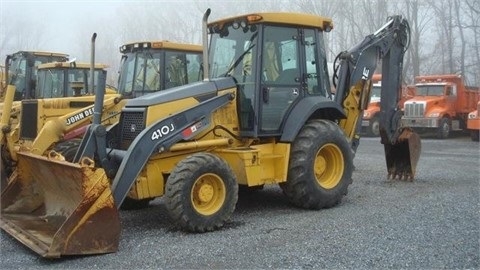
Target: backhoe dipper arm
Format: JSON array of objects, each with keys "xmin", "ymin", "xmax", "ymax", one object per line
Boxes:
[
  {"xmin": 335, "ymin": 15, "xmax": 410, "ymax": 149},
  {"xmin": 335, "ymin": 16, "xmax": 420, "ymax": 180}
]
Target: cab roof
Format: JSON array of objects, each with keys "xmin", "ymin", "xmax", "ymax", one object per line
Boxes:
[
  {"xmin": 209, "ymin": 12, "xmax": 333, "ymax": 31},
  {"xmin": 37, "ymin": 62, "xmax": 108, "ymax": 70},
  {"xmin": 11, "ymin": 51, "xmax": 69, "ymax": 58},
  {"xmin": 120, "ymin": 40, "xmax": 202, "ymax": 53}
]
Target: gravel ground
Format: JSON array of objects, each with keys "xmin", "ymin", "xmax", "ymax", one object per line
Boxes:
[{"xmin": 1, "ymin": 135, "xmax": 479, "ymax": 269}]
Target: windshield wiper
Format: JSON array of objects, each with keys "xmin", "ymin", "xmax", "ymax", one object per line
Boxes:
[{"xmin": 221, "ymin": 44, "xmax": 255, "ymax": 77}]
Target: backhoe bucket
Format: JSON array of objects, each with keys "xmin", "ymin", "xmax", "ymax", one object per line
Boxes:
[
  {"xmin": 383, "ymin": 128, "xmax": 421, "ymax": 180},
  {"xmin": 0, "ymin": 152, "xmax": 120, "ymax": 258}
]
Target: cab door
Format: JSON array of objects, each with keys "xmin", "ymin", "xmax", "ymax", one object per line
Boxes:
[{"xmin": 259, "ymin": 26, "xmax": 303, "ymax": 134}]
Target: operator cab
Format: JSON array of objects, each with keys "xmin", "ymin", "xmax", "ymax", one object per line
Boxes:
[
  {"xmin": 35, "ymin": 62, "xmax": 110, "ymax": 98},
  {"xmin": 117, "ymin": 41, "xmax": 203, "ymax": 98},
  {"xmin": 5, "ymin": 51, "xmax": 69, "ymax": 100},
  {"xmin": 208, "ymin": 13, "xmax": 335, "ymax": 138}
]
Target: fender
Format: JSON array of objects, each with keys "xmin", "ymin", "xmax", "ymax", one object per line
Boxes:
[{"xmin": 280, "ymin": 96, "xmax": 346, "ymax": 142}]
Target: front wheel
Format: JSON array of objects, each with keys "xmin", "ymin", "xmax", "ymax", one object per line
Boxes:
[
  {"xmin": 436, "ymin": 118, "xmax": 451, "ymax": 139},
  {"xmin": 165, "ymin": 153, "xmax": 238, "ymax": 232},
  {"xmin": 280, "ymin": 119, "xmax": 353, "ymax": 209},
  {"xmin": 366, "ymin": 115, "xmax": 380, "ymax": 137}
]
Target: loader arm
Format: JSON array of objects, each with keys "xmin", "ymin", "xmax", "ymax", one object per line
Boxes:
[
  {"xmin": 110, "ymin": 92, "xmax": 234, "ymax": 207},
  {"xmin": 26, "ymin": 94, "xmax": 122, "ymax": 157},
  {"xmin": 334, "ymin": 15, "xmax": 420, "ymax": 179}
]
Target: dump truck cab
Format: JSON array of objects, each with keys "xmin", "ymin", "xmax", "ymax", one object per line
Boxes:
[{"xmin": 402, "ymin": 74, "xmax": 480, "ymax": 139}]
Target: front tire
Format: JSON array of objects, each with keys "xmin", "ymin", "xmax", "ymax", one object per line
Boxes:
[
  {"xmin": 366, "ymin": 116, "xmax": 380, "ymax": 137},
  {"xmin": 280, "ymin": 119, "xmax": 353, "ymax": 209},
  {"xmin": 165, "ymin": 153, "xmax": 238, "ymax": 232},
  {"xmin": 436, "ymin": 118, "xmax": 450, "ymax": 139}
]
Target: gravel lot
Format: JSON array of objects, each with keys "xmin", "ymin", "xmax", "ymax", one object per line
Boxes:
[{"xmin": 1, "ymin": 135, "xmax": 479, "ymax": 269}]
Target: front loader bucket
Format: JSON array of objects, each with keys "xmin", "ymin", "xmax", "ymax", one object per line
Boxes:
[
  {"xmin": 383, "ymin": 128, "xmax": 421, "ymax": 180},
  {"xmin": 0, "ymin": 152, "xmax": 120, "ymax": 258}
]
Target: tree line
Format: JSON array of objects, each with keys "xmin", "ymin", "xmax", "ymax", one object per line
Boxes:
[{"xmin": 2, "ymin": 0, "xmax": 479, "ymax": 86}]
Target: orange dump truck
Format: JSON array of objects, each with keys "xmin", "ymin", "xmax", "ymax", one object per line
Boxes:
[
  {"xmin": 401, "ymin": 74, "xmax": 480, "ymax": 139},
  {"xmin": 362, "ymin": 74, "xmax": 415, "ymax": 136},
  {"xmin": 467, "ymin": 101, "xmax": 480, "ymax": 141}
]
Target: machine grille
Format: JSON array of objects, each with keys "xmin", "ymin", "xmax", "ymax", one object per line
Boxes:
[
  {"xmin": 119, "ymin": 109, "xmax": 146, "ymax": 150},
  {"xmin": 404, "ymin": 103, "xmax": 425, "ymax": 117},
  {"xmin": 20, "ymin": 101, "xmax": 38, "ymax": 139}
]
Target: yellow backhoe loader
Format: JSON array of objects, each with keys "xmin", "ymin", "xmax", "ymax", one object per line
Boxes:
[
  {"xmin": 1, "ymin": 51, "xmax": 70, "ymax": 187},
  {"xmin": 1, "ymin": 10, "xmax": 421, "ymax": 258},
  {"xmin": 1, "ymin": 36, "xmax": 202, "ymax": 189}
]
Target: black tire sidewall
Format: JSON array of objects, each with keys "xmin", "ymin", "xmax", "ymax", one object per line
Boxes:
[
  {"xmin": 282, "ymin": 119, "xmax": 353, "ymax": 209},
  {"xmin": 165, "ymin": 153, "xmax": 238, "ymax": 232}
]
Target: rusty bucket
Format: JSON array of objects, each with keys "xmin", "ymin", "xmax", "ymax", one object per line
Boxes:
[{"xmin": 1, "ymin": 151, "xmax": 120, "ymax": 258}]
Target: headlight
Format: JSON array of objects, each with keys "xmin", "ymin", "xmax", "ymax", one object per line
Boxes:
[
  {"xmin": 363, "ymin": 111, "xmax": 370, "ymax": 118},
  {"xmin": 428, "ymin": 112, "xmax": 440, "ymax": 118},
  {"xmin": 468, "ymin": 113, "xmax": 477, "ymax": 119}
]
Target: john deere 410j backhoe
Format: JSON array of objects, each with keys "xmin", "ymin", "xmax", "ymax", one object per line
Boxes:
[{"xmin": 1, "ymin": 10, "xmax": 420, "ymax": 258}]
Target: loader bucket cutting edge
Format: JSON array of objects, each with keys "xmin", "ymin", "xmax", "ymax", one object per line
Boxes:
[
  {"xmin": 0, "ymin": 152, "xmax": 120, "ymax": 258},
  {"xmin": 384, "ymin": 128, "xmax": 421, "ymax": 180}
]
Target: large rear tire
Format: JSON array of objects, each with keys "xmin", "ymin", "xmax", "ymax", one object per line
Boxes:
[
  {"xmin": 280, "ymin": 119, "xmax": 353, "ymax": 209},
  {"xmin": 165, "ymin": 153, "xmax": 238, "ymax": 232}
]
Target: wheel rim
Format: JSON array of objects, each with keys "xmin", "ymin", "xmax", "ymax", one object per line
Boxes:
[
  {"xmin": 443, "ymin": 122, "xmax": 450, "ymax": 137},
  {"xmin": 314, "ymin": 143, "xmax": 344, "ymax": 189},
  {"xmin": 372, "ymin": 119, "xmax": 380, "ymax": 136},
  {"xmin": 191, "ymin": 173, "xmax": 226, "ymax": 216}
]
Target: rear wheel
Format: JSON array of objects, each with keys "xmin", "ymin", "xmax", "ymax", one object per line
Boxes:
[
  {"xmin": 280, "ymin": 119, "xmax": 353, "ymax": 209},
  {"xmin": 165, "ymin": 153, "xmax": 238, "ymax": 232}
]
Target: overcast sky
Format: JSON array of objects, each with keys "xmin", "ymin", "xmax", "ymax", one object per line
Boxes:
[
  {"xmin": 0, "ymin": 0, "xmax": 269, "ymax": 61},
  {"xmin": 1, "ymin": 0, "xmax": 125, "ymax": 57}
]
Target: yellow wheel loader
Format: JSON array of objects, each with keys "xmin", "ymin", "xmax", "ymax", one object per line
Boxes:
[{"xmin": 1, "ymin": 10, "xmax": 421, "ymax": 258}]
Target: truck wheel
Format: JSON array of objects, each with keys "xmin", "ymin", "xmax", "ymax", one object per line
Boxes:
[
  {"xmin": 471, "ymin": 130, "xmax": 480, "ymax": 141},
  {"xmin": 53, "ymin": 138, "xmax": 82, "ymax": 162},
  {"xmin": 280, "ymin": 119, "xmax": 353, "ymax": 209},
  {"xmin": 436, "ymin": 118, "xmax": 450, "ymax": 139},
  {"xmin": 165, "ymin": 153, "xmax": 238, "ymax": 232},
  {"xmin": 366, "ymin": 115, "xmax": 380, "ymax": 137}
]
